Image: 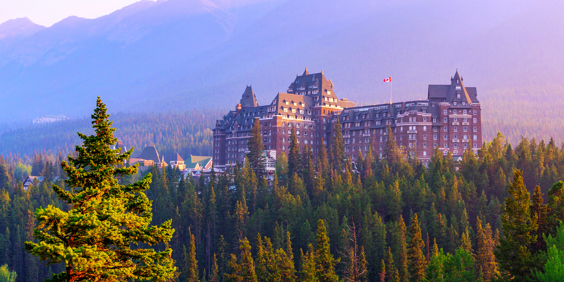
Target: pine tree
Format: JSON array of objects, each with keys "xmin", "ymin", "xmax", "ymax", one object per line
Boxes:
[
  {"xmin": 247, "ymin": 119, "xmax": 266, "ymax": 179},
  {"xmin": 24, "ymin": 97, "xmax": 175, "ymax": 281},
  {"xmin": 385, "ymin": 247, "xmax": 396, "ymax": 282},
  {"xmin": 299, "ymin": 244, "xmax": 317, "ymax": 282},
  {"xmin": 396, "ymin": 216, "xmax": 409, "ymax": 282},
  {"xmin": 314, "ymin": 219, "xmax": 339, "ymax": 282},
  {"xmin": 288, "ymin": 125, "xmax": 300, "ymax": 178},
  {"xmin": 185, "ymin": 229, "xmax": 200, "ymax": 282},
  {"xmin": 407, "ymin": 213, "xmax": 426, "ymax": 282},
  {"xmin": 331, "ymin": 119, "xmax": 345, "ymax": 172},
  {"xmin": 210, "ymin": 254, "xmax": 219, "ymax": 282},
  {"xmin": 224, "ymin": 238, "xmax": 258, "ymax": 282},
  {"xmin": 494, "ymin": 169, "xmax": 539, "ymax": 282}
]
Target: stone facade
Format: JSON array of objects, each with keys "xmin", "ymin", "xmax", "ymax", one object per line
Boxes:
[{"xmin": 213, "ymin": 69, "xmax": 481, "ymax": 167}]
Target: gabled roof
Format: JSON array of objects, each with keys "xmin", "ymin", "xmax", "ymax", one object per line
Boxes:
[
  {"xmin": 176, "ymin": 153, "xmax": 184, "ymax": 162},
  {"xmin": 428, "ymin": 70, "xmax": 478, "ymax": 104},
  {"xmin": 139, "ymin": 146, "xmax": 160, "ymax": 162},
  {"xmin": 240, "ymin": 86, "xmax": 258, "ymax": 108},
  {"xmin": 187, "ymin": 155, "xmax": 212, "ymax": 169}
]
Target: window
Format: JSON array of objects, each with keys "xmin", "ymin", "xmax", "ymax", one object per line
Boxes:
[
  {"xmin": 454, "ymin": 127, "xmax": 458, "ymax": 132},
  {"xmin": 424, "ymin": 151, "xmax": 427, "ymax": 156},
  {"xmin": 457, "ymin": 93, "xmax": 461, "ymax": 99},
  {"xmin": 423, "ymin": 142, "xmax": 427, "ymax": 148},
  {"xmin": 463, "ymin": 135, "xmax": 468, "ymax": 140},
  {"xmin": 453, "ymin": 102, "xmax": 458, "ymax": 106},
  {"xmin": 443, "ymin": 109, "xmax": 447, "ymax": 115},
  {"xmin": 433, "ymin": 118, "xmax": 437, "ymax": 123},
  {"xmin": 443, "ymin": 126, "xmax": 448, "ymax": 131},
  {"xmin": 473, "ymin": 118, "xmax": 477, "ymax": 123},
  {"xmin": 434, "ymin": 143, "xmax": 437, "ymax": 148},
  {"xmin": 454, "ymin": 135, "xmax": 458, "ymax": 139},
  {"xmin": 423, "ymin": 134, "xmax": 427, "ymax": 140},
  {"xmin": 454, "ymin": 118, "xmax": 458, "ymax": 122},
  {"xmin": 463, "ymin": 126, "xmax": 467, "ymax": 132},
  {"xmin": 463, "ymin": 110, "xmax": 467, "ymax": 115},
  {"xmin": 473, "ymin": 110, "xmax": 477, "ymax": 115},
  {"xmin": 454, "ymin": 110, "xmax": 458, "ymax": 114},
  {"xmin": 464, "ymin": 143, "xmax": 468, "ymax": 149},
  {"xmin": 443, "ymin": 117, "xmax": 448, "ymax": 123},
  {"xmin": 454, "ymin": 143, "xmax": 458, "ymax": 149},
  {"xmin": 473, "ymin": 127, "xmax": 477, "ymax": 132},
  {"xmin": 473, "ymin": 135, "xmax": 477, "ymax": 141},
  {"xmin": 423, "ymin": 126, "xmax": 427, "ymax": 131},
  {"xmin": 444, "ymin": 135, "xmax": 448, "ymax": 140},
  {"xmin": 434, "ymin": 134, "xmax": 438, "ymax": 140},
  {"xmin": 473, "ymin": 143, "xmax": 477, "ymax": 148}
]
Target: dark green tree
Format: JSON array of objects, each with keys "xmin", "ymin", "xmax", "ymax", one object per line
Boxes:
[
  {"xmin": 24, "ymin": 97, "xmax": 175, "ymax": 281},
  {"xmin": 407, "ymin": 213, "xmax": 426, "ymax": 282},
  {"xmin": 494, "ymin": 170, "xmax": 539, "ymax": 282},
  {"xmin": 247, "ymin": 119, "xmax": 266, "ymax": 179},
  {"xmin": 314, "ymin": 219, "xmax": 339, "ymax": 282}
]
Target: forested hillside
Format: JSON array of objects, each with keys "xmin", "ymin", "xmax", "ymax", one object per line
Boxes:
[
  {"xmin": 0, "ymin": 109, "xmax": 223, "ymax": 165},
  {"xmin": 1, "ymin": 122, "xmax": 564, "ymax": 280}
]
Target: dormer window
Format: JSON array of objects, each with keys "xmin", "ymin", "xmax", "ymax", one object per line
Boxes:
[
  {"xmin": 456, "ymin": 86, "xmax": 461, "ymax": 90},
  {"xmin": 457, "ymin": 94, "xmax": 461, "ymax": 99}
]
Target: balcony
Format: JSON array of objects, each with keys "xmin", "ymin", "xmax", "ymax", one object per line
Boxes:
[
  {"xmin": 452, "ymin": 139, "xmax": 460, "ymax": 143},
  {"xmin": 462, "ymin": 122, "xmax": 469, "ymax": 125},
  {"xmin": 407, "ymin": 130, "xmax": 417, "ymax": 134},
  {"xmin": 452, "ymin": 122, "xmax": 459, "ymax": 125},
  {"xmin": 363, "ymin": 133, "xmax": 371, "ymax": 137}
]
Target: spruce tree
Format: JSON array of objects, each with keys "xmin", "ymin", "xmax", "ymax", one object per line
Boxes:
[
  {"xmin": 24, "ymin": 97, "xmax": 175, "ymax": 281},
  {"xmin": 288, "ymin": 125, "xmax": 300, "ymax": 178},
  {"xmin": 495, "ymin": 170, "xmax": 538, "ymax": 282},
  {"xmin": 247, "ymin": 119, "xmax": 266, "ymax": 179},
  {"xmin": 314, "ymin": 219, "xmax": 339, "ymax": 282},
  {"xmin": 224, "ymin": 238, "xmax": 257, "ymax": 282},
  {"xmin": 331, "ymin": 119, "xmax": 345, "ymax": 172},
  {"xmin": 407, "ymin": 213, "xmax": 426, "ymax": 282},
  {"xmin": 186, "ymin": 229, "xmax": 200, "ymax": 282}
]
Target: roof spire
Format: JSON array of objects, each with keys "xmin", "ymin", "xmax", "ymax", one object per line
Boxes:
[{"xmin": 303, "ymin": 67, "xmax": 309, "ymax": 76}]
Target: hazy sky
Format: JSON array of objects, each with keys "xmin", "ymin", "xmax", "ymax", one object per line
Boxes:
[{"xmin": 0, "ymin": 0, "xmax": 149, "ymax": 27}]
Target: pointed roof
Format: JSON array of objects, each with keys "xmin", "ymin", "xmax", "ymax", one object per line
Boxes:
[
  {"xmin": 428, "ymin": 70, "xmax": 479, "ymax": 104},
  {"xmin": 303, "ymin": 67, "xmax": 309, "ymax": 76},
  {"xmin": 139, "ymin": 146, "xmax": 160, "ymax": 162},
  {"xmin": 176, "ymin": 153, "xmax": 184, "ymax": 162},
  {"xmin": 240, "ymin": 86, "xmax": 258, "ymax": 108}
]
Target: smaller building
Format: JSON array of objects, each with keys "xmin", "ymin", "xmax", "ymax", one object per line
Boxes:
[
  {"xmin": 23, "ymin": 176, "xmax": 45, "ymax": 190},
  {"xmin": 129, "ymin": 146, "xmax": 167, "ymax": 167},
  {"xmin": 169, "ymin": 153, "xmax": 186, "ymax": 170}
]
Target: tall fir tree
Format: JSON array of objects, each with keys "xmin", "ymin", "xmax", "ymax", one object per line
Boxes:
[
  {"xmin": 314, "ymin": 219, "xmax": 339, "ymax": 282},
  {"xmin": 331, "ymin": 119, "xmax": 345, "ymax": 172},
  {"xmin": 494, "ymin": 170, "xmax": 539, "ymax": 282},
  {"xmin": 247, "ymin": 119, "xmax": 266, "ymax": 179},
  {"xmin": 407, "ymin": 213, "xmax": 426, "ymax": 282},
  {"xmin": 185, "ymin": 229, "xmax": 200, "ymax": 282},
  {"xmin": 224, "ymin": 238, "xmax": 258, "ymax": 282},
  {"xmin": 24, "ymin": 97, "xmax": 175, "ymax": 281},
  {"xmin": 288, "ymin": 125, "xmax": 301, "ymax": 179}
]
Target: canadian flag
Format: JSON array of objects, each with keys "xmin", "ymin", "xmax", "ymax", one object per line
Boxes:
[{"xmin": 383, "ymin": 77, "xmax": 392, "ymax": 82}]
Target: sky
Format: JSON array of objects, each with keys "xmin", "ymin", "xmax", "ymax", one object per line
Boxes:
[{"xmin": 0, "ymin": 0, "xmax": 150, "ymax": 27}]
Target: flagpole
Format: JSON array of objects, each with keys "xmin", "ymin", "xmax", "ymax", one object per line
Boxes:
[{"xmin": 390, "ymin": 78, "xmax": 393, "ymax": 104}]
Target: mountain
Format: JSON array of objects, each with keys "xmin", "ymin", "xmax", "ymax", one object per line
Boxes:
[
  {"xmin": 0, "ymin": 17, "xmax": 45, "ymax": 40},
  {"xmin": 0, "ymin": 0, "xmax": 563, "ymax": 143}
]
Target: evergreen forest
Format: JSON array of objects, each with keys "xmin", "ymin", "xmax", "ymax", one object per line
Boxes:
[{"xmin": 1, "ymin": 103, "xmax": 564, "ymax": 281}]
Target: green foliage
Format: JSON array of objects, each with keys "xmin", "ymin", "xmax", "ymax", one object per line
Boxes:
[
  {"xmin": 247, "ymin": 119, "xmax": 266, "ymax": 179},
  {"xmin": 24, "ymin": 97, "xmax": 175, "ymax": 281},
  {"xmin": 0, "ymin": 264, "xmax": 16, "ymax": 282},
  {"xmin": 494, "ymin": 170, "xmax": 539, "ymax": 281}
]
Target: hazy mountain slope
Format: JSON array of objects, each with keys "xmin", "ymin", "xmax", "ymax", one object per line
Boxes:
[{"xmin": 0, "ymin": 0, "xmax": 562, "ymax": 145}]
